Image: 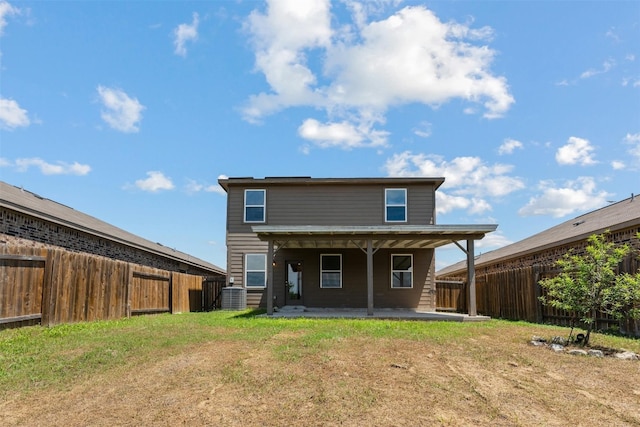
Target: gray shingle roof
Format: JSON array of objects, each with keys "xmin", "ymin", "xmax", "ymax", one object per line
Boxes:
[
  {"xmin": 437, "ymin": 194, "xmax": 640, "ymax": 276},
  {"xmin": 218, "ymin": 176, "xmax": 446, "ymax": 191},
  {"xmin": 0, "ymin": 181, "xmax": 225, "ymax": 275}
]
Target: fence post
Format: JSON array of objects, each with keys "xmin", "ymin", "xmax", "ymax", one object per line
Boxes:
[
  {"xmin": 533, "ymin": 266, "xmax": 543, "ymax": 324},
  {"xmin": 39, "ymin": 249, "xmax": 52, "ymax": 327},
  {"xmin": 168, "ymin": 272, "xmax": 173, "ymax": 314},
  {"xmin": 44, "ymin": 249, "xmax": 59, "ymax": 327},
  {"xmin": 201, "ymin": 276, "xmax": 205, "ymax": 312},
  {"xmin": 125, "ymin": 264, "xmax": 132, "ymax": 318}
]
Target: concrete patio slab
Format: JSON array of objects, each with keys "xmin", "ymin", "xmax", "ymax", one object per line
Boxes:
[{"xmin": 260, "ymin": 306, "xmax": 490, "ymax": 322}]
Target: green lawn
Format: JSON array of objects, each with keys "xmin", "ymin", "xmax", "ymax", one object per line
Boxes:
[{"xmin": 1, "ymin": 312, "xmax": 639, "ymax": 426}]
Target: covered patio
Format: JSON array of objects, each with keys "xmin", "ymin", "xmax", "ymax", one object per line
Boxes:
[{"xmin": 253, "ymin": 224, "xmax": 498, "ymax": 317}]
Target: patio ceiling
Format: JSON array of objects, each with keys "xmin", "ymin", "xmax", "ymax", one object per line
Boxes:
[{"xmin": 252, "ymin": 224, "xmax": 498, "ymax": 250}]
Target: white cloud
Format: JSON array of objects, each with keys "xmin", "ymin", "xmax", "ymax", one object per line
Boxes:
[
  {"xmin": 580, "ymin": 59, "xmax": 615, "ymax": 79},
  {"xmin": 412, "ymin": 121, "xmax": 432, "ymax": 138},
  {"xmin": 624, "ymin": 132, "xmax": 640, "ymax": 162},
  {"xmin": 173, "ymin": 12, "xmax": 199, "ymax": 57},
  {"xmin": 243, "ymin": 1, "xmax": 513, "ymax": 149},
  {"xmin": 477, "ymin": 230, "xmax": 512, "ymax": 250},
  {"xmin": 96, "ymin": 85, "xmax": 145, "ymax": 133},
  {"xmin": 498, "ymin": 138, "xmax": 523, "ymax": 155},
  {"xmin": 134, "ymin": 171, "xmax": 174, "ymax": 192},
  {"xmin": 622, "ymin": 77, "xmax": 640, "ymax": 87},
  {"xmin": 297, "ymin": 118, "xmax": 389, "ymax": 149},
  {"xmin": 0, "ymin": 1, "xmax": 19, "ymax": 36},
  {"xmin": 13, "ymin": 157, "xmax": 91, "ymax": 175},
  {"xmin": 436, "ymin": 192, "xmax": 492, "ymax": 215},
  {"xmin": 611, "ymin": 160, "xmax": 625, "ymax": 170},
  {"xmin": 0, "ymin": 97, "xmax": 30, "ymax": 129},
  {"xmin": 325, "ymin": 7, "xmax": 513, "ymax": 117},
  {"xmin": 555, "ymin": 136, "xmax": 597, "ymax": 166},
  {"xmin": 518, "ymin": 177, "xmax": 610, "ymax": 218},
  {"xmin": 434, "ymin": 191, "xmax": 473, "ymax": 214},
  {"xmin": 383, "ymin": 151, "xmax": 524, "ymax": 215},
  {"xmin": 605, "ymin": 28, "xmax": 621, "ymax": 43},
  {"xmin": 243, "ymin": 0, "xmax": 331, "ymax": 121},
  {"xmin": 185, "ymin": 178, "xmax": 226, "ymax": 195}
]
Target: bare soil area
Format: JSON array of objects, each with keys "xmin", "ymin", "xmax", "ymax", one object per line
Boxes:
[{"xmin": 1, "ymin": 326, "xmax": 639, "ymax": 427}]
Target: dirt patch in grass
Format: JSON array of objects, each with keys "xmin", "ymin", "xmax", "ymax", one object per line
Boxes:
[{"xmin": 1, "ymin": 321, "xmax": 639, "ymax": 426}]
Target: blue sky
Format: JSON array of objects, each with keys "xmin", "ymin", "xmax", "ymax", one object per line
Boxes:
[{"xmin": 1, "ymin": 0, "xmax": 639, "ymax": 271}]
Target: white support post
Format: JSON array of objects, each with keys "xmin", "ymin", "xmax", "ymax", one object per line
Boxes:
[
  {"xmin": 467, "ymin": 239, "xmax": 477, "ymax": 317},
  {"xmin": 267, "ymin": 240, "xmax": 274, "ymax": 316}
]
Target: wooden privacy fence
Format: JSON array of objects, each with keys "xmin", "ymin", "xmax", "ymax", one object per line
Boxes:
[
  {"xmin": 1, "ymin": 245, "xmax": 225, "ymax": 329},
  {"xmin": 437, "ymin": 260, "xmax": 640, "ymax": 336},
  {"xmin": 435, "ymin": 280, "xmax": 466, "ymax": 312},
  {"xmin": 202, "ymin": 276, "xmax": 226, "ymax": 312}
]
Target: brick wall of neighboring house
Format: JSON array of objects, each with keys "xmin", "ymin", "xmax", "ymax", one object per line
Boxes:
[{"xmin": 0, "ymin": 207, "xmax": 217, "ymax": 276}]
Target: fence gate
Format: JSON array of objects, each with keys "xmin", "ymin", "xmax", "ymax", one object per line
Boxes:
[
  {"xmin": 203, "ymin": 277, "xmax": 226, "ymax": 311},
  {"xmin": 0, "ymin": 254, "xmax": 46, "ymax": 329},
  {"xmin": 435, "ymin": 280, "xmax": 466, "ymax": 313},
  {"xmin": 129, "ymin": 271, "xmax": 171, "ymax": 315}
]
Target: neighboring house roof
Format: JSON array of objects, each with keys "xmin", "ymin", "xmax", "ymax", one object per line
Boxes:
[
  {"xmin": 0, "ymin": 181, "xmax": 225, "ymax": 275},
  {"xmin": 218, "ymin": 176, "xmax": 446, "ymax": 191},
  {"xmin": 252, "ymin": 224, "xmax": 497, "ymax": 249},
  {"xmin": 437, "ymin": 194, "xmax": 640, "ymax": 276}
]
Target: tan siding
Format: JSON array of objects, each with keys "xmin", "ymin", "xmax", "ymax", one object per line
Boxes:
[
  {"xmin": 268, "ymin": 186, "xmax": 384, "ymax": 226},
  {"xmin": 227, "ymin": 183, "xmax": 436, "ymax": 233},
  {"xmin": 226, "ymin": 233, "xmax": 268, "ymax": 287},
  {"xmin": 246, "ymin": 290, "xmax": 266, "ymax": 308},
  {"xmin": 267, "ymin": 248, "xmax": 436, "ymax": 310},
  {"xmin": 407, "ymin": 187, "xmax": 435, "ymax": 225},
  {"xmin": 226, "ymin": 233, "xmax": 269, "ymax": 307},
  {"xmin": 224, "ymin": 180, "xmax": 438, "ymax": 309},
  {"xmin": 417, "ymin": 252, "xmax": 436, "ymax": 310}
]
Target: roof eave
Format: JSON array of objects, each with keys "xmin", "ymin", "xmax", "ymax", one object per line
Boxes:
[{"xmin": 251, "ymin": 224, "xmax": 497, "ymax": 249}]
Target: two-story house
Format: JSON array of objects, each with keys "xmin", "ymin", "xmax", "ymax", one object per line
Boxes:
[{"xmin": 218, "ymin": 177, "xmax": 496, "ymax": 316}]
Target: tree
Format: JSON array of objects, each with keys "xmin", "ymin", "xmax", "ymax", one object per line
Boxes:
[{"xmin": 539, "ymin": 231, "xmax": 640, "ymax": 346}]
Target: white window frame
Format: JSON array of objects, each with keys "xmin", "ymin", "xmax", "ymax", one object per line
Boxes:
[
  {"xmin": 385, "ymin": 188, "xmax": 407, "ymax": 223},
  {"xmin": 244, "ymin": 189, "xmax": 266, "ymax": 223},
  {"xmin": 320, "ymin": 254, "xmax": 342, "ymax": 289},
  {"xmin": 244, "ymin": 253, "xmax": 267, "ymax": 288},
  {"xmin": 391, "ymin": 254, "xmax": 413, "ymax": 289}
]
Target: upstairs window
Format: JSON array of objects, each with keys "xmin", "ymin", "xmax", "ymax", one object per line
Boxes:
[
  {"xmin": 391, "ymin": 254, "xmax": 413, "ymax": 288},
  {"xmin": 385, "ymin": 188, "xmax": 407, "ymax": 222},
  {"xmin": 245, "ymin": 189, "xmax": 266, "ymax": 223},
  {"xmin": 245, "ymin": 254, "xmax": 266, "ymax": 288},
  {"xmin": 320, "ymin": 254, "xmax": 342, "ymax": 288}
]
